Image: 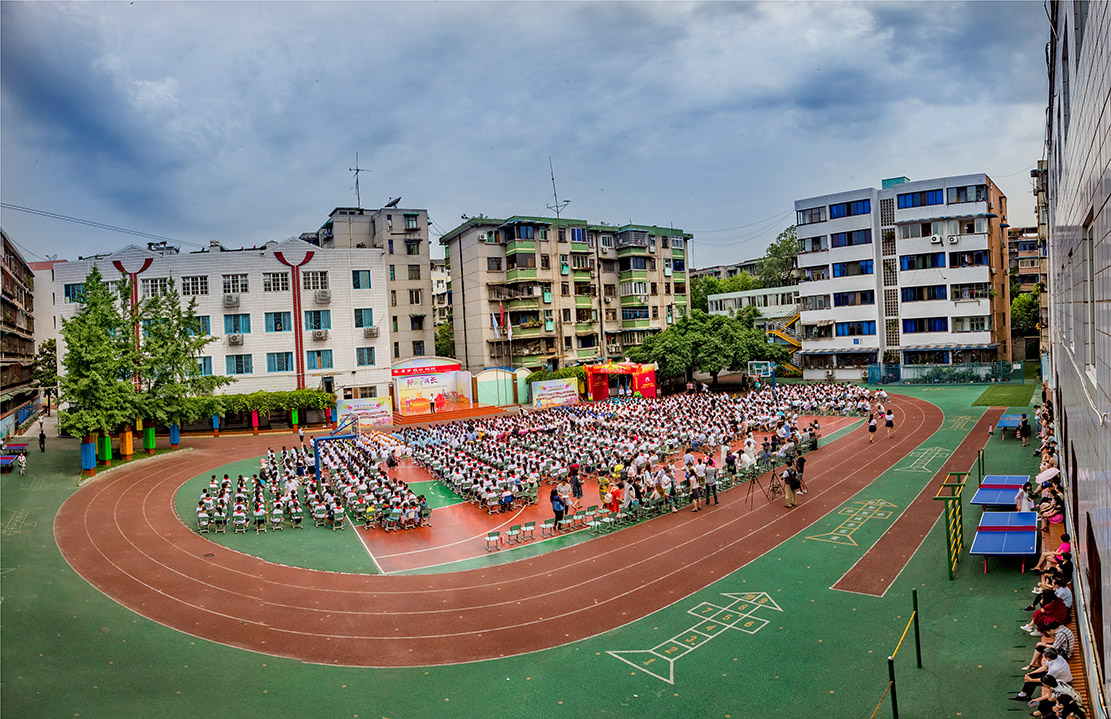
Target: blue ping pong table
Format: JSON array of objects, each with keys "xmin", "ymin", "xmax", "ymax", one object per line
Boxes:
[
  {"xmin": 0, "ymin": 455, "xmax": 17, "ymax": 473},
  {"xmin": 971, "ymin": 475, "xmax": 1030, "ymax": 510},
  {"xmin": 969, "ymin": 511, "xmax": 1039, "ymax": 573},
  {"xmin": 996, "ymin": 414, "xmax": 1023, "ymax": 441}
]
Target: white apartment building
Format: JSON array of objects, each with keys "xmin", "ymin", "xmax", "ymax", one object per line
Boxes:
[
  {"xmin": 38, "ymin": 238, "xmax": 392, "ymax": 399},
  {"xmin": 430, "ymin": 258, "xmax": 450, "ymax": 326},
  {"xmin": 794, "ymin": 174, "xmax": 1011, "ymax": 380}
]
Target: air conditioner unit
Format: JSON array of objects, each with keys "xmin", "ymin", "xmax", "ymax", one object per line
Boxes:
[
  {"xmin": 312, "ymin": 329, "xmax": 329, "ymax": 341},
  {"xmin": 315, "ymin": 289, "xmax": 331, "ymax": 303},
  {"xmin": 223, "ymin": 294, "xmax": 240, "ymax": 308},
  {"xmin": 363, "ymin": 326, "xmax": 380, "ymax": 339},
  {"xmin": 601, "ymin": 247, "xmax": 612, "ymax": 255},
  {"xmin": 590, "ymin": 270, "xmax": 597, "ymax": 278},
  {"xmin": 228, "ymin": 333, "xmax": 244, "ymax": 345},
  {"xmin": 929, "ymin": 235, "xmax": 943, "ymax": 244},
  {"xmin": 948, "ymin": 235, "xmax": 960, "ymax": 244}
]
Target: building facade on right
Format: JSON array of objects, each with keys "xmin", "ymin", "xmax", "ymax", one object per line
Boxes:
[
  {"xmin": 794, "ymin": 173, "xmax": 1011, "ymax": 380},
  {"xmin": 1044, "ymin": 0, "xmax": 1110, "ymax": 709}
]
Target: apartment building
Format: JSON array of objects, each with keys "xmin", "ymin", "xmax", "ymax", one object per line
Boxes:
[
  {"xmin": 430, "ymin": 258, "xmax": 451, "ymax": 327},
  {"xmin": 39, "ymin": 238, "xmax": 392, "ymax": 400},
  {"xmin": 1043, "ymin": 0, "xmax": 1110, "ymax": 708},
  {"xmin": 691, "ymin": 257, "xmax": 762, "ymax": 281},
  {"xmin": 1031, "ymin": 160, "xmax": 1051, "ymax": 356},
  {"xmin": 707, "ymin": 286, "xmax": 801, "ymax": 372},
  {"xmin": 1, "ymin": 230, "xmax": 37, "ymax": 426},
  {"xmin": 794, "ymin": 173, "xmax": 1011, "ymax": 379},
  {"xmin": 316, "ymin": 206, "xmax": 434, "ymax": 361},
  {"xmin": 440, "ymin": 216, "xmax": 692, "ymax": 372},
  {"xmin": 1008, "ymin": 226, "xmax": 1046, "ymax": 294}
]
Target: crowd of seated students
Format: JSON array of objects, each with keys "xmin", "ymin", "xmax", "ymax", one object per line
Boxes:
[{"xmin": 1007, "ymin": 393, "xmax": 1086, "ymax": 718}]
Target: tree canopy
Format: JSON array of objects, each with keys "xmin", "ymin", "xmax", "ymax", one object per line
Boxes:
[
  {"xmin": 758, "ymin": 225, "xmax": 798, "ymax": 288},
  {"xmin": 689, "ymin": 271, "xmax": 763, "ymax": 313},
  {"xmin": 1011, "ymin": 291, "xmax": 1040, "ymax": 337},
  {"xmin": 32, "ymin": 337, "xmax": 58, "ymax": 415},
  {"xmin": 435, "ymin": 319, "xmax": 455, "ymax": 358}
]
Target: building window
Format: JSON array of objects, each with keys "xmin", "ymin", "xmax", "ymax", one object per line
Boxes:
[
  {"xmin": 194, "ymin": 357, "xmax": 212, "ymax": 376},
  {"xmin": 561, "ymin": 308, "xmax": 572, "ymax": 323},
  {"xmin": 516, "ymin": 225, "xmax": 535, "ymax": 240},
  {"xmin": 950, "ymin": 282, "xmax": 991, "ymax": 300},
  {"xmin": 138, "ymin": 277, "xmax": 169, "ymax": 298},
  {"xmin": 487, "ymin": 257, "xmax": 502, "ymax": 271},
  {"xmin": 622, "ymin": 307, "xmax": 650, "ymax": 320},
  {"xmin": 222, "ymin": 274, "xmax": 249, "ymax": 294},
  {"xmin": 392, "ymin": 316, "xmax": 398, "ymax": 332},
  {"xmin": 830, "ymin": 229, "xmax": 872, "ymax": 248},
  {"xmin": 304, "ymin": 310, "xmax": 331, "ymax": 330},
  {"xmin": 223, "ymin": 314, "xmax": 251, "ymax": 334},
  {"xmin": 651, "ymin": 282, "xmax": 658, "ymax": 295},
  {"xmin": 356, "ymin": 347, "xmax": 376, "ymax": 366},
  {"xmin": 181, "ymin": 275, "xmax": 209, "ymax": 296},
  {"xmin": 266, "ymin": 352, "xmax": 294, "ymax": 372},
  {"xmin": 352, "ymin": 270, "xmax": 372, "ymax": 289},
  {"xmin": 390, "ymin": 290, "xmax": 397, "ymax": 306},
  {"xmin": 393, "ymin": 341, "xmax": 400, "ymax": 358},
  {"xmin": 833, "ymin": 290, "xmax": 876, "ymax": 306},
  {"xmin": 190, "ymin": 316, "xmax": 211, "ymax": 335},
  {"xmin": 652, "ymin": 306, "xmax": 659, "ymax": 319},
  {"xmin": 264, "ymin": 312, "xmax": 291, "ymax": 332},
  {"xmin": 946, "ymin": 185, "xmax": 987, "ymax": 204},
  {"xmin": 902, "ymin": 317, "xmax": 949, "ymax": 333},
  {"xmin": 900, "ymin": 285, "xmax": 947, "ymax": 302},
  {"xmin": 404, "ymin": 214, "xmax": 419, "ymax": 230},
  {"xmin": 405, "ymin": 241, "xmax": 421, "ymax": 256},
  {"xmin": 407, "ymin": 264, "xmax": 421, "ymax": 280},
  {"xmin": 389, "ymin": 265, "xmax": 396, "ymax": 281},
  {"xmin": 408, "ymin": 289, "xmax": 422, "ymax": 304},
  {"xmin": 388, "ymin": 239, "xmax": 394, "ymax": 254},
  {"xmin": 674, "ymin": 259, "xmax": 686, "ymax": 273},
  {"xmin": 412, "ymin": 340, "xmax": 425, "ymax": 356},
  {"xmin": 262, "ymin": 272, "xmax": 289, "ymax": 292},
  {"xmin": 835, "ymin": 321, "xmax": 876, "ymax": 336},
  {"xmin": 540, "ymin": 254, "xmax": 551, "ymax": 270},
  {"xmin": 570, "ymin": 227, "xmax": 584, "ymax": 242},
  {"xmin": 948, "ymin": 250, "xmax": 988, "ymax": 268},
  {"xmin": 828, "ymin": 199, "xmax": 871, "ymax": 218},
  {"xmin": 899, "ymin": 253, "xmax": 946, "ymax": 271},
  {"xmin": 796, "ymin": 207, "xmax": 827, "ymax": 225},
  {"xmin": 354, "ymin": 308, "xmax": 374, "ymax": 328},
  {"xmin": 306, "ymin": 350, "xmax": 333, "ymax": 370},
  {"xmin": 897, "ymin": 189, "xmax": 944, "ymax": 208},
  {"xmin": 952, "ymin": 316, "xmax": 992, "ymax": 332},
  {"xmin": 831, "ymin": 260, "xmax": 874, "ymax": 277},
  {"xmin": 302, "ymin": 271, "xmax": 328, "ymax": 290},
  {"xmin": 411, "ymin": 315, "xmax": 425, "ymax": 331},
  {"xmin": 225, "ymin": 354, "xmax": 253, "ymax": 375},
  {"xmin": 1084, "ymin": 222, "xmax": 1095, "ymax": 371}
]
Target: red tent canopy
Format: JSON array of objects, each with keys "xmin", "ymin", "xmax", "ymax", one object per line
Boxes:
[{"xmin": 584, "ymin": 362, "xmax": 657, "ymax": 400}]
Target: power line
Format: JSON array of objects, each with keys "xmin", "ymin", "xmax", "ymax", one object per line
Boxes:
[
  {"xmin": 686, "ymin": 207, "xmax": 795, "ymax": 233},
  {"xmin": 0, "ymin": 202, "xmax": 205, "ymax": 248}
]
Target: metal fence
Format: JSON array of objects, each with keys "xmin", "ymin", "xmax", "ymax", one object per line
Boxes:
[{"xmin": 867, "ymin": 362, "xmax": 1027, "ymax": 385}]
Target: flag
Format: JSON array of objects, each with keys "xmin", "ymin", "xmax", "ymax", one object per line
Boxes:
[{"xmin": 491, "ymin": 312, "xmax": 499, "ymax": 337}]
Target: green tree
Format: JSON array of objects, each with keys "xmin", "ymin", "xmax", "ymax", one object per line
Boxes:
[
  {"xmin": 435, "ymin": 318, "xmax": 455, "ymax": 358},
  {"xmin": 32, "ymin": 338, "xmax": 58, "ymax": 416},
  {"xmin": 133, "ymin": 279, "xmax": 231, "ymax": 425},
  {"xmin": 759, "ymin": 225, "xmax": 798, "ymax": 288},
  {"xmin": 690, "ymin": 272, "xmax": 763, "ymax": 314},
  {"xmin": 57, "ymin": 266, "xmax": 136, "ymax": 438},
  {"xmin": 1011, "ymin": 292, "xmax": 1040, "ymax": 337}
]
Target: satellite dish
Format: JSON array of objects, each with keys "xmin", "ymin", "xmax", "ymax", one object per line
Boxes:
[{"xmin": 384, "ymin": 197, "xmax": 401, "ymax": 208}]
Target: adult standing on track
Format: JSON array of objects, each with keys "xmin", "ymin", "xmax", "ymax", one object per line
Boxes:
[
  {"xmin": 868, "ymin": 413, "xmax": 877, "ymax": 443},
  {"xmin": 782, "ymin": 463, "xmax": 800, "ymax": 508},
  {"xmin": 885, "ymin": 408, "xmax": 895, "ymax": 439},
  {"xmin": 795, "ymin": 454, "xmax": 807, "ymax": 494}
]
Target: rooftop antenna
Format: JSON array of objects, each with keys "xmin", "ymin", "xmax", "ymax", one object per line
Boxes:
[
  {"xmin": 349, "ymin": 152, "xmax": 368, "ymax": 209},
  {"xmin": 547, "ymin": 156, "xmax": 570, "ymax": 218}
]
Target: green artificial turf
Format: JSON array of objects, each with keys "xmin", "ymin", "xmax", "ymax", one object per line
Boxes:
[{"xmin": 971, "ymin": 383, "xmax": 1036, "ymax": 407}]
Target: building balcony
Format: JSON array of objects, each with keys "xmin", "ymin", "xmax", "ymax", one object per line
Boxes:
[
  {"xmin": 575, "ymin": 295, "xmax": 594, "ymax": 308},
  {"xmin": 575, "ymin": 322, "xmax": 595, "ymax": 333},
  {"xmin": 620, "ymin": 295, "xmax": 649, "ymax": 307},
  {"xmin": 513, "ymin": 324, "xmax": 544, "ymax": 338},
  {"xmin": 619, "ymin": 269, "xmax": 648, "ymax": 282},
  {"xmin": 506, "ymin": 268, "xmax": 538, "ymax": 282},
  {"xmin": 507, "ymin": 297, "xmax": 539, "ymax": 311},
  {"xmin": 505, "ymin": 240, "xmax": 536, "ymax": 254},
  {"xmin": 570, "ymin": 241, "xmax": 591, "ymax": 254},
  {"xmin": 572, "ymin": 269, "xmax": 593, "ymax": 282},
  {"xmin": 672, "ymin": 248, "xmax": 686, "ymax": 259},
  {"xmin": 616, "ymin": 246, "xmax": 648, "ymax": 257},
  {"xmin": 577, "ymin": 348, "xmax": 599, "ymax": 359},
  {"xmin": 621, "ymin": 318, "xmax": 651, "ymax": 329}
]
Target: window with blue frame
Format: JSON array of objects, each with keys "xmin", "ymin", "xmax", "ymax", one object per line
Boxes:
[
  {"xmin": 225, "ymin": 354, "xmax": 253, "ymax": 374},
  {"xmin": 188, "ymin": 316, "xmax": 211, "ymax": 335},
  {"xmin": 354, "ymin": 308, "xmax": 374, "ymax": 328},
  {"xmin": 352, "ymin": 270, "xmax": 372, "ymax": 289},
  {"xmin": 901, "ymin": 285, "xmax": 948, "ymax": 302},
  {"xmin": 266, "ymin": 352, "xmax": 294, "ymax": 372},
  {"xmin": 902, "ymin": 317, "xmax": 949, "ymax": 333},
  {"xmin": 622, "ymin": 308, "xmax": 650, "ymax": 320},
  {"xmin": 835, "ymin": 321, "xmax": 876, "ymax": 336},
  {"xmin": 63, "ymin": 283, "xmax": 85, "ymax": 303},
  {"xmin": 517, "ymin": 225, "xmax": 535, "ymax": 240},
  {"xmin": 899, "ymin": 253, "xmax": 946, "ymax": 271},
  {"xmin": 264, "ymin": 312, "xmax": 291, "ymax": 332},
  {"xmin": 949, "ymin": 250, "xmax": 989, "ymax": 268},
  {"xmin": 223, "ymin": 313, "xmax": 251, "ymax": 334},
  {"xmin": 570, "ymin": 227, "xmax": 584, "ymax": 242},
  {"xmin": 304, "ymin": 310, "xmax": 331, "ymax": 330},
  {"xmin": 194, "ymin": 356, "xmax": 212, "ymax": 376},
  {"xmin": 673, "ymin": 259, "xmax": 686, "ymax": 272},
  {"xmin": 897, "ymin": 189, "xmax": 945, "ymax": 208},
  {"xmin": 832, "ymin": 260, "xmax": 874, "ymax": 277},
  {"xmin": 828, "ymin": 199, "xmax": 871, "ymax": 218},
  {"xmin": 356, "ymin": 347, "xmax": 376, "ymax": 366},
  {"xmin": 306, "ymin": 350, "xmax": 333, "ymax": 370},
  {"xmin": 830, "ymin": 229, "xmax": 873, "ymax": 248},
  {"xmin": 833, "ymin": 290, "xmax": 875, "ymax": 307}
]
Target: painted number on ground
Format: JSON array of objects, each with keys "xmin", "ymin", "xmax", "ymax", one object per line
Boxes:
[{"xmin": 806, "ymin": 499, "xmax": 896, "ymax": 546}]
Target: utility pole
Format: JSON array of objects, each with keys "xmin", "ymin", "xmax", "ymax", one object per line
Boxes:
[
  {"xmin": 547, "ymin": 157, "xmax": 570, "ymax": 218},
  {"xmin": 349, "ymin": 152, "xmax": 368, "ymax": 209}
]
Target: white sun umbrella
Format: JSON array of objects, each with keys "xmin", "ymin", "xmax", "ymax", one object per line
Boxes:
[{"xmin": 1036, "ymin": 467, "xmax": 1060, "ymax": 484}]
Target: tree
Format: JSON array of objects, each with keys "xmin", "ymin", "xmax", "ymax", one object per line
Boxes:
[
  {"xmin": 759, "ymin": 225, "xmax": 798, "ymax": 288},
  {"xmin": 435, "ymin": 318, "xmax": 455, "ymax": 358},
  {"xmin": 690, "ymin": 272, "xmax": 763, "ymax": 313},
  {"xmin": 57, "ymin": 266, "xmax": 137, "ymax": 438},
  {"xmin": 32, "ymin": 338, "xmax": 58, "ymax": 415},
  {"xmin": 1011, "ymin": 292, "xmax": 1039, "ymax": 337}
]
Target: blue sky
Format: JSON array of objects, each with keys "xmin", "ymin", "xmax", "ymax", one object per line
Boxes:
[{"xmin": 1, "ymin": 1, "xmax": 1048, "ymax": 267}]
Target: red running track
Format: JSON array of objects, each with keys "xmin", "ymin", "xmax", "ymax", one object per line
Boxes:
[{"xmin": 54, "ymin": 394, "xmax": 942, "ymax": 667}]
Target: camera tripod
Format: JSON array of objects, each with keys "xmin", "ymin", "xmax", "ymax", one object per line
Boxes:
[{"xmin": 744, "ymin": 465, "xmax": 782, "ymax": 507}]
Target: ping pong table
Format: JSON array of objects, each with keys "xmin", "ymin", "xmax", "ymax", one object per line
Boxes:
[
  {"xmin": 3, "ymin": 443, "xmax": 28, "ymax": 453},
  {"xmin": 0, "ymin": 455, "xmax": 17, "ymax": 473},
  {"xmin": 969, "ymin": 511, "xmax": 1039, "ymax": 573},
  {"xmin": 996, "ymin": 414, "xmax": 1023, "ymax": 440},
  {"xmin": 971, "ymin": 474, "xmax": 1030, "ymax": 510}
]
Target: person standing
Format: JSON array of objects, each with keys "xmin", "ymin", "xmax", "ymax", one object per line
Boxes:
[
  {"xmin": 885, "ymin": 408, "xmax": 895, "ymax": 439},
  {"xmin": 550, "ymin": 486, "xmax": 566, "ymax": 532},
  {"xmin": 298, "ymin": 426, "xmax": 306, "ymax": 444},
  {"xmin": 18, "ymin": 453, "xmax": 27, "ymax": 476},
  {"xmin": 1020, "ymin": 414, "xmax": 1032, "ymax": 447},
  {"xmin": 867, "ymin": 413, "xmax": 877, "ymax": 443},
  {"xmin": 704, "ymin": 458, "xmax": 719, "ymax": 506},
  {"xmin": 795, "ymin": 454, "xmax": 807, "ymax": 494},
  {"xmin": 39, "ymin": 429, "xmax": 46, "ymax": 453},
  {"xmin": 687, "ymin": 467, "xmax": 703, "ymax": 512},
  {"xmin": 782, "ymin": 464, "xmax": 800, "ymax": 508}
]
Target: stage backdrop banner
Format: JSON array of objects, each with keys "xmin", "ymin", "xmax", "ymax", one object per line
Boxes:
[
  {"xmin": 395, "ymin": 372, "xmax": 472, "ymax": 416},
  {"xmin": 335, "ymin": 397, "xmax": 392, "ymax": 426},
  {"xmin": 532, "ymin": 378, "xmax": 579, "ymax": 409}
]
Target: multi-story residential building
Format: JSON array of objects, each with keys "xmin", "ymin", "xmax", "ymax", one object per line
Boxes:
[
  {"xmin": 794, "ymin": 173, "xmax": 1011, "ymax": 379},
  {"xmin": 430, "ymin": 258, "xmax": 451, "ymax": 327},
  {"xmin": 1031, "ymin": 160, "xmax": 1050, "ymax": 356},
  {"xmin": 1008, "ymin": 225, "xmax": 1047, "ymax": 360},
  {"xmin": 1043, "ymin": 1, "xmax": 1109, "ymax": 710},
  {"xmin": 39, "ymin": 238, "xmax": 392, "ymax": 401},
  {"xmin": 707, "ymin": 286, "xmax": 801, "ymax": 372},
  {"xmin": 315, "ymin": 206, "xmax": 434, "ymax": 362},
  {"xmin": 1, "ymin": 230, "xmax": 37, "ymax": 431},
  {"xmin": 440, "ymin": 216, "xmax": 692, "ymax": 372},
  {"xmin": 691, "ymin": 257, "xmax": 763, "ymax": 281}
]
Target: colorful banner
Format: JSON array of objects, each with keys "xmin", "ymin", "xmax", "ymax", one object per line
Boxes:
[
  {"xmin": 391, "ymin": 363, "xmax": 461, "ymax": 377},
  {"xmin": 336, "ymin": 397, "xmax": 393, "ymax": 426},
  {"xmin": 395, "ymin": 373, "xmax": 471, "ymax": 416},
  {"xmin": 532, "ymin": 378, "xmax": 580, "ymax": 409}
]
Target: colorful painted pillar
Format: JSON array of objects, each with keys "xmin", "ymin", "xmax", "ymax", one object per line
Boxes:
[
  {"xmin": 251, "ymin": 410, "xmax": 259, "ymax": 436},
  {"xmin": 290, "ymin": 408, "xmax": 299, "ymax": 430},
  {"xmin": 98, "ymin": 433, "xmax": 113, "ymax": 466},
  {"xmin": 212, "ymin": 414, "xmax": 220, "ymax": 437},
  {"xmin": 119, "ymin": 424, "xmax": 134, "ymax": 459},
  {"xmin": 81, "ymin": 435, "xmax": 97, "ymax": 477},
  {"xmin": 143, "ymin": 426, "xmax": 156, "ymax": 455},
  {"xmin": 169, "ymin": 423, "xmax": 180, "ymax": 448}
]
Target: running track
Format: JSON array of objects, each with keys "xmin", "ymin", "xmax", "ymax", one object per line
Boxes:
[{"xmin": 54, "ymin": 394, "xmax": 942, "ymax": 667}]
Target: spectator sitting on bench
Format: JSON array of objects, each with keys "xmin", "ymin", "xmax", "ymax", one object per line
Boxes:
[
  {"xmin": 1023, "ymin": 622, "xmax": 1075, "ymax": 671},
  {"xmin": 1034, "ymin": 533, "xmax": 1071, "ymax": 573},
  {"xmin": 1022, "ymin": 590, "xmax": 1069, "ymax": 636},
  {"xmin": 1028, "ymin": 673, "xmax": 1084, "ymax": 717},
  {"xmin": 1011, "ymin": 646, "xmax": 1072, "ymax": 702}
]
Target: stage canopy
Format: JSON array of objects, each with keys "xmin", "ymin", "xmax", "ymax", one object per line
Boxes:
[{"xmin": 584, "ymin": 362, "xmax": 657, "ymax": 401}]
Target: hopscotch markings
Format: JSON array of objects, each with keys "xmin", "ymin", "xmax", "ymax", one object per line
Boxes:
[
  {"xmin": 28, "ymin": 473, "xmax": 50, "ymax": 491},
  {"xmin": 946, "ymin": 415, "xmax": 975, "ymax": 432},
  {"xmin": 893, "ymin": 446, "xmax": 952, "ymax": 473},
  {"xmin": 608, "ymin": 591, "xmax": 782, "ymax": 684},
  {"xmin": 806, "ymin": 499, "xmax": 896, "ymax": 546},
  {"xmin": 1, "ymin": 510, "xmax": 36, "ymax": 536}
]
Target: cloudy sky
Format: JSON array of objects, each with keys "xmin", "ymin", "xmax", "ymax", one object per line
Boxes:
[{"xmin": 2, "ymin": 1, "xmax": 1048, "ymax": 267}]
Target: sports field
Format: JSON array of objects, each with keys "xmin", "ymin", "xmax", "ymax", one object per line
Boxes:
[{"xmin": 1, "ymin": 385, "xmax": 1043, "ymax": 718}]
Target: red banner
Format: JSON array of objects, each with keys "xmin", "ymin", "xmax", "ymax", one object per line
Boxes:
[{"xmin": 391, "ymin": 364, "xmax": 461, "ymax": 377}]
